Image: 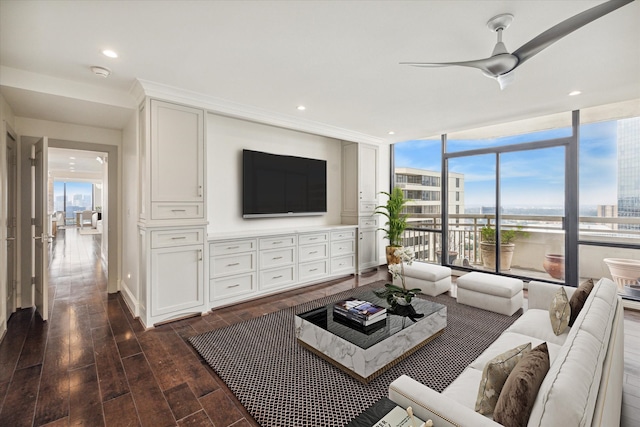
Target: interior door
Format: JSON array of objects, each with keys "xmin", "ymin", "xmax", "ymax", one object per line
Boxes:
[
  {"xmin": 33, "ymin": 137, "xmax": 49, "ymax": 321},
  {"xmin": 5, "ymin": 132, "xmax": 17, "ymax": 320}
]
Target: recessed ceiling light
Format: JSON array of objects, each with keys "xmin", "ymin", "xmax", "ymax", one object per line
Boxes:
[
  {"xmin": 569, "ymin": 90, "xmax": 582, "ymax": 96},
  {"xmin": 69, "ymin": 162, "xmax": 75, "ymax": 165},
  {"xmin": 297, "ymin": 105, "xmax": 306, "ymax": 111},
  {"xmin": 102, "ymin": 49, "xmax": 118, "ymax": 58},
  {"xmin": 70, "ymin": 156, "xmax": 75, "ymax": 160},
  {"xmin": 388, "ymin": 131, "xmax": 395, "ymax": 135},
  {"xmin": 90, "ymin": 66, "xmax": 111, "ymax": 78}
]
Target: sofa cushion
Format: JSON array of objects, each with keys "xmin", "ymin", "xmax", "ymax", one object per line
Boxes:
[
  {"xmin": 505, "ymin": 309, "xmax": 569, "ymax": 346},
  {"xmin": 469, "ymin": 332, "xmax": 562, "ymax": 371},
  {"xmin": 568, "ymin": 278, "xmax": 594, "ymax": 326},
  {"xmin": 475, "ymin": 342, "xmax": 531, "ymax": 415},
  {"xmin": 493, "ymin": 343, "xmax": 550, "ymax": 427},
  {"xmin": 549, "ymin": 287, "xmax": 570, "ymax": 335},
  {"xmin": 527, "ymin": 278, "xmax": 618, "ymax": 427},
  {"xmin": 442, "ymin": 367, "xmax": 484, "ymax": 409}
]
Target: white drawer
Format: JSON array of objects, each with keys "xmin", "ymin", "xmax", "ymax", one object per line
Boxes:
[
  {"xmin": 210, "ymin": 239, "xmax": 256, "ymax": 256},
  {"xmin": 298, "ymin": 243, "xmax": 328, "ymax": 262},
  {"xmin": 299, "ymin": 260, "xmax": 328, "ymax": 281},
  {"xmin": 359, "ymin": 217, "xmax": 377, "ymax": 228},
  {"xmin": 331, "ymin": 254, "xmax": 355, "ymax": 274},
  {"xmin": 260, "ymin": 266, "xmax": 296, "ymax": 290},
  {"xmin": 331, "ymin": 239, "xmax": 355, "ymax": 256},
  {"xmin": 360, "ymin": 201, "xmax": 377, "ymax": 213},
  {"xmin": 211, "ymin": 253, "xmax": 255, "ymax": 278},
  {"xmin": 298, "ymin": 233, "xmax": 328, "ymax": 245},
  {"xmin": 151, "ymin": 228, "xmax": 204, "ymax": 248},
  {"xmin": 210, "ymin": 274, "xmax": 255, "ymax": 300},
  {"xmin": 260, "ymin": 247, "xmax": 295, "ymax": 269},
  {"xmin": 151, "ymin": 202, "xmax": 204, "ymax": 220},
  {"xmin": 331, "ymin": 229, "xmax": 356, "ymax": 241},
  {"xmin": 259, "ymin": 235, "xmax": 297, "ymax": 250}
]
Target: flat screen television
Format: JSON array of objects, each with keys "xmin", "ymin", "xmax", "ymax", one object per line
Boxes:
[{"xmin": 242, "ymin": 149, "xmax": 327, "ymax": 218}]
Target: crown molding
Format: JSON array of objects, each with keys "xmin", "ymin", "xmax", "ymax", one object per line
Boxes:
[{"xmin": 133, "ymin": 79, "xmax": 385, "ymax": 145}]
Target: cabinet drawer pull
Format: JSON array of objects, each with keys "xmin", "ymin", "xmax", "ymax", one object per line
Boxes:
[
  {"xmin": 339, "ymin": 263, "xmax": 344, "ymax": 266},
  {"xmin": 309, "ymin": 251, "xmax": 318, "ymax": 254},
  {"xmin": 272, "ymin": 275, "xmax": 283, "ymax": 279},
  {"xmin": 171, "ymin": 209, "xmax": 186, "ymax": 212},
  {"xmin": 227, "ymin": 262, "xmax": 239, "ymax": 267},
  {"xmin": 227, "ymin": 245, "xmax": 239, "ymax": 250},
  {"xmin": 227, "ymin": 284, "xmax": 240, "ymax": 288},
  {"xmin": 171, "ymin": 236, "xmax": 187, "ymax": 240},
  {"xmin": 272, "ymin": 241, "xmax": 283, "ymax": 245},
  {"xmin": 272, "ymin": 256, "xmax": 283, "ymax": 260},
  {"xmin": 309, "ymin": 237, "xmax": 317, "ymax": 240},
  {"xmin": 309, "ymin": 268, "xmax": 318, "ymax": 272}
]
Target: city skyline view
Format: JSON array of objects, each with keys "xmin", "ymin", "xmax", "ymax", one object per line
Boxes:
[{"xmin": 394, "ymin": 119, "xmax": 623, "ymax": 209}]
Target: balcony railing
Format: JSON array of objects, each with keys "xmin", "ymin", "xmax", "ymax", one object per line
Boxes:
[{"xmin": 400, "ymin": 213, "xmax": 640, "ymax": 288}]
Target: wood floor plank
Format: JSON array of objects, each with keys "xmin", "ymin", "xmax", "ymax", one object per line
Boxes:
[
  {"xmin": 16, "ymin": 316, "xmax": 49, "ymax": 370},
  {"xmin": 91, "ymin": 325, "xmax": 130, "ymax": 402},
  {"xmin": 102, "ymin": 393, "xmax": 141, "ymax": 427},
  {"xmin": 0, "ymin": 364, "xmax": 42, "ymax": 427},
  {"xmin": 164, "ymin": 382, "xmax": 202, "ymax": 421},
  {"xmin": 68, "ymin": 364, "xmax": 104, "ymax": 427},
  {"xmin": 198, "ymin": 389, "xmax": 243, "ymax": 427},
  {"xmin": 176, "ymin": 410, "xmax": 213, "ymax": 427},
  {"xmin": 121, "ymin": 353, "xmax": 176, "ymax": 427},
  {"xmin": 135, "ymin": 327, "xmax": 183, "ymax": 391},
  {"xmin": 0, "ymin": 309, "xmax": 33, "ymax": 383}
]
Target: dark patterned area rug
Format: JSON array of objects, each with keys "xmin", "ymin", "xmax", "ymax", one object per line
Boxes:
[{"xmin": 189, "ymin": 281, "xmax": 522, "ymax": 427}]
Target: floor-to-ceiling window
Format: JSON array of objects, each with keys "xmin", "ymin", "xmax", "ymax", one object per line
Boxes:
[
  {"xmin": 53, "ymin": 181, "xmax": 94, "ymax": 225},
  {"xmin": 392, "ymin": 101, "xmax": 640, "ymax": 298}
]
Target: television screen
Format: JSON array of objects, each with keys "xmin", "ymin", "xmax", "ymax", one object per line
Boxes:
[{"xmin": 242, "ymin": 149, "xmax": 327, "ymax": 218}]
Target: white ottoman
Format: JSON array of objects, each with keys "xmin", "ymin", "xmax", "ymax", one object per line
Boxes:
[
  {"xmin": 456, "ymin": 272, "xmax": 523, "ymax": 316},
  {"xmin": 393, "ymin": 262, "xmax": 451, "ymax": 296}
]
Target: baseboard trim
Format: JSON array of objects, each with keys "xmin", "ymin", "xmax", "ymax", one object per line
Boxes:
[{"xmin": 120, "ymin": 280, "xmax": 139, "ymax": 319}]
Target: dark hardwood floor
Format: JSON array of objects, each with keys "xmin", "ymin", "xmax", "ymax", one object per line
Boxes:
[{"xmin": 0, "ymin": 227, "xmax": 638, "ymax": 426}]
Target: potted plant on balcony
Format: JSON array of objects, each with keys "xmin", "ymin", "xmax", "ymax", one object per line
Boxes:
[
  {"xmin": 480, "ymin": 225, "xmax": 528, "ymax": 271},
  {"xmin": 375, "ymin": 187, "xmax": 408, "ymax": 265}
]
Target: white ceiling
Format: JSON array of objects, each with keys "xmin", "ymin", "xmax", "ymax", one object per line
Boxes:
[
  {"xmin": 48, "ymin": 147, "xmax": 106, "ymax": 179},
  {"xmin": 1, "ymin": 0, "xmax": 639, "ymax": 143}
]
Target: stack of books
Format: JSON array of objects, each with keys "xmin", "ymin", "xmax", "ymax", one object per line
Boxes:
[{"xmin": 333, "ymin": 297, "xmax": 387, "ymax": 327}]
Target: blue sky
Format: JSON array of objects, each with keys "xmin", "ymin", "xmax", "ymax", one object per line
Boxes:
[{"xmin": 394, "ymin": 121, "xmax": 618, "ymax": 207}]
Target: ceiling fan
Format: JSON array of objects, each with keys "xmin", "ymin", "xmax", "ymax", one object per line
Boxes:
[{"xmin": 401, "ymin": 0, "xmax": 635, "ymax": 89}]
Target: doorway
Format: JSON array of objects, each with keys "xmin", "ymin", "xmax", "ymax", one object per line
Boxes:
[
  {"xmin": 1, "ymin": 126, "xmax": 18, "ymax": 332},
  {"xmin": 17, "ymin": 137, "xmax": 119, "ymax": 323}
]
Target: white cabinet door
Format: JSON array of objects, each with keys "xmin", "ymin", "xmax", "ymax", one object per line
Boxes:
[
  {"xmin": 359, "ymin": 144, "xmax": 378, "ymax": 203},
  {"xmin": 150, "ymin": 100, "xmax": 204, "ymax": 204},
  {"xmin": 151, "ymin": 244, "xmax": 204, "ymax": 317},
  {"xmin": 358, "ymin": 228, "xmax": 378, "ymax": 271}
]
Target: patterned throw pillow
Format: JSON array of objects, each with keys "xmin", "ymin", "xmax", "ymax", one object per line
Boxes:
[
  {"xmin": 475, "ymin": 342, "xmax": 532, "ymax": 415},
  {"xmin": 494, "ymin": 343, "xmax": 551, "ymax": 427},
  {"xmin": 549, "ymin": 287, "xmax": 570, "ymax": 335},
  {"xmin": 569, "ymin": 278, "xmax": 594, "ymax": 326}
]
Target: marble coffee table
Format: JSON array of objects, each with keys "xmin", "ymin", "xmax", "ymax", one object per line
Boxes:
[{"xmin": 294, "ymin": 290, "xmax": 447, "ymax": 383}]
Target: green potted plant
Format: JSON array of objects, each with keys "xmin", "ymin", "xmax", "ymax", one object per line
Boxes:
[
  {"xmin": 480, "ymin": 225, "xmax": 529, "ymax": 270},
  {"xmin": 375, "ymin": 187, "xmax": 408, "ymax": 265},
  {"xmin": 374, "ymin": 246, "xmax": 422, "ymax": 306}
]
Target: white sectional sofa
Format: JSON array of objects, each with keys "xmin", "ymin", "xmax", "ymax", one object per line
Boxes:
[{"xmin": 388, "ymin": 278, "xmax": 624, "ymax": 427}]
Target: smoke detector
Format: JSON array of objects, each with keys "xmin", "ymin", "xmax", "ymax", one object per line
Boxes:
[{"xmin": 90, "ymin": 66, "xmax": 111, "ymax": 78}]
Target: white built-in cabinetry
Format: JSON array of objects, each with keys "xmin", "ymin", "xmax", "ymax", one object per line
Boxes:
[
  {"xmin": 209, "ymin": 226, "xmax": 356, "ymax": 308},
  {"xmin": 341, "ymin": 142, "xmax": 380, "ymax": 272},
  {"xmin": 136, "ymin": 98, "xmax": 207, "ymax": 327}
]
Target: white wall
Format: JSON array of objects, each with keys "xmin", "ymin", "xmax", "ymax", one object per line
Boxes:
[
  {"xmin": 16, "ymin": 117, "xmax": 121, "ymax": 147},
  {"xmin": 120, "ymin": 112, "xmax": 139, "ymax": 314},
  {"xmin": 206, "ymin": 114, "xmax": 343, "ymax": 235}
]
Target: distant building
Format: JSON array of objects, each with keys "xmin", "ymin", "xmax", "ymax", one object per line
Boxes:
[
  {"xmin": 597, "ymin": 205, "xmax": 618, "ymax": 218},
  {"xmin": 617, "ymin": 117, "xmax": 640, "ymax": 231},
  {"xmin": 394, "ymin": 167, "xmax": 464, "ymax": 219}
]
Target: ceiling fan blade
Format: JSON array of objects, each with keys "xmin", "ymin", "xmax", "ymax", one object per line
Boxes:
[
  {"xmin": 513, "ymin": 0, "xmax": 634, "ymax": 65},
  {"xmin": 402, "ymin": 54, "xmax": 518, "ymax": 77}
]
